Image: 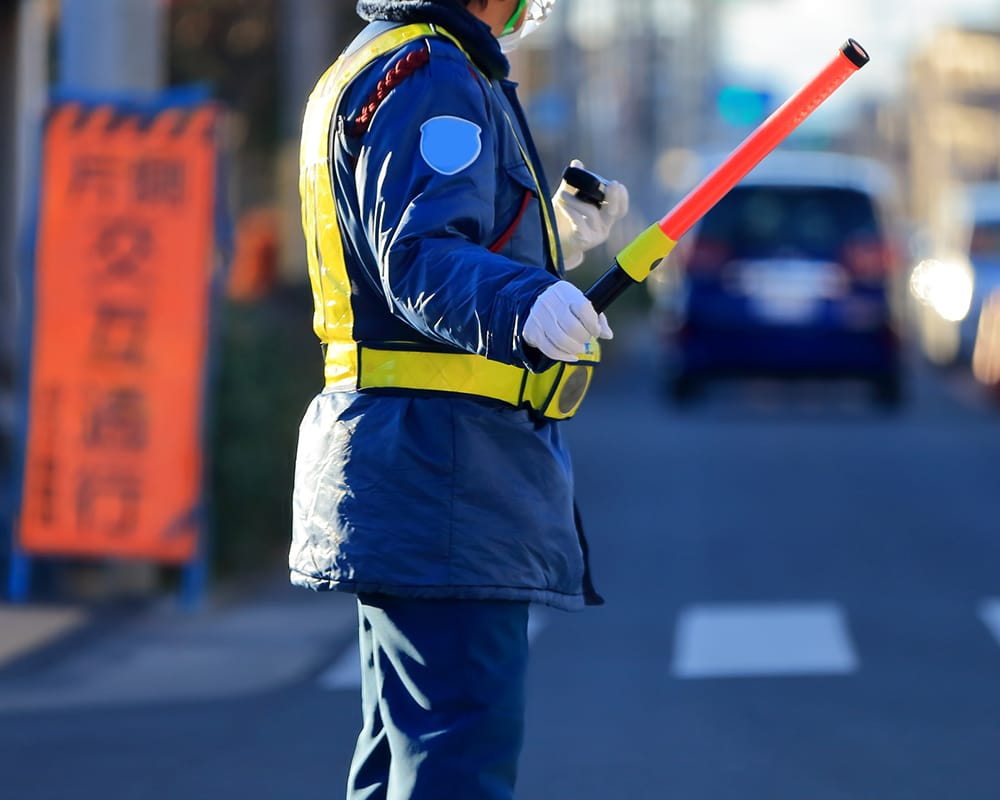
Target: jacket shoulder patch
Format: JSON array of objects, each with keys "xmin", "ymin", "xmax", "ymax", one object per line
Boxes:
[{"xmin": 419, "ymin": 116, "xmax": 483, "ymax": 176}]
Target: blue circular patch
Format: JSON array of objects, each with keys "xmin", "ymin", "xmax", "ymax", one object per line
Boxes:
[{"xmin": 419, "ymin": 116, "xmax": 483, "ymax": 176}]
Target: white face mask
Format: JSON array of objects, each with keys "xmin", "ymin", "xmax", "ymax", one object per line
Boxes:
[{"xmin": 498, "ymin": 0, "xmax": 556, "ymax": 54}]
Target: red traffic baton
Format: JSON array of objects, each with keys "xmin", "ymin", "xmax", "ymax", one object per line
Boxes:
[{"xmin": 585, "ymin": 38, "xmax": 870, "ymax": 313}]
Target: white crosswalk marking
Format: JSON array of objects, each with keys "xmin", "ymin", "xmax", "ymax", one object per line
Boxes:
[
  {"xmin": 318, "ymin": 610, "xmax": 550, "ymax": 691},
  {"xmin": 672, "ymin": 602, "xmax": 859, "ymax": 679},
  {"xmin": 978, "ymin": 598, "xmax": 1000, "ymax": 646}
]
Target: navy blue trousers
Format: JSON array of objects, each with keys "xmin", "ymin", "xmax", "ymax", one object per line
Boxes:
[{"xmin": 347, "ymin": 594, "xmax": 531, "ymax": 800}]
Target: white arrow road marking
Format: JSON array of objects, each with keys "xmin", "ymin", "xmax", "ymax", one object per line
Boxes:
[{"xmin": 672, "ymin": 602, "xmax": 859, "ymax": 679}]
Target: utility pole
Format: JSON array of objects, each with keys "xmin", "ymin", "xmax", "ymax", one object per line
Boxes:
[
  {"xmin": 60, "ymin": 0, "xmax": 165, "ymax": 91},
  {"xmin": 0, "ymin": 2, "xmax": 17, "ymax": 479},
  {"xmin": 1, "ymin": 0, "xmax": 47, "ymax": 478}
]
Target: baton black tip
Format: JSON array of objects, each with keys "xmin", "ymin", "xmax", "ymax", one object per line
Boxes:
[{"xmin": 841, "ymin": 38, "xmax": 870, "ymax": 69}]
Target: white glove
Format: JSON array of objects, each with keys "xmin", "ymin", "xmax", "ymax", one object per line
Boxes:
[
  {"xmin": 552, "ymin": 159, "xmax": 630, "ymax": 271},
  {"xmin": 523, "ymin": 281, "xmax": 614, "ymax": 362}
]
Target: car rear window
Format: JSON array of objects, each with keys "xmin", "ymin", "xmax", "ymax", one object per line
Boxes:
[{"xmin": 692, "ymin": 186, "xmax": 882, "ymax": 263}]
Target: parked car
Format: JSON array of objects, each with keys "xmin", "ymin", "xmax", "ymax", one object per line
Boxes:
[
  {"xmin": 648, "ymin": 151, "xmax": 905, "ymax": 407},
  {"xmin": 909, "ymin": 182, "xmax": 1000, "ymax": 368}
]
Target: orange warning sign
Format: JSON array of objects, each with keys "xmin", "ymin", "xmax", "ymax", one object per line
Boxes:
[{"xmin": 19, "ymin": 101, "xmax": 221, "ymax": 563}]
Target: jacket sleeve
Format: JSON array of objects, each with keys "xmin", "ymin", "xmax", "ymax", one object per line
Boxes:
[{"xmin": 353, "ymin": 44, "xmax": 557, "ymax": 368}]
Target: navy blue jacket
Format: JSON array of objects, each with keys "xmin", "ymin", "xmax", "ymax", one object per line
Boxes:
[{"xmin": 290, "ymin": 2, "xmax": 595, "ymax": 610}]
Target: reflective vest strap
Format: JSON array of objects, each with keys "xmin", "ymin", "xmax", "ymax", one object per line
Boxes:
[
  {"xmin": 301, "ymin": 24, "xmax": 438, "ymax": 174},
  {"xmin": 353, "ymin": 343, "xmax": 601, "ymax": 421},
  {"xmin": 300, "ymin": 24, "xmax": 437, "ymax": 364},
  {"xmin": 500, "ymin": 108, "xmax": 561, "ymax": 271},
  {"xmin": 333, "ymin": 24, "xmax": 436, "ymax": 104},
  {"xmin": 358, "ymin": 346, "xmax": 528, "ymax": 407}
]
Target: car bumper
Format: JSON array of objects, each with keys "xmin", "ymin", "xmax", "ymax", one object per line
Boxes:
[{"xmin": 674, "ymin": 323, "xmax": 901, "ymax": 378}]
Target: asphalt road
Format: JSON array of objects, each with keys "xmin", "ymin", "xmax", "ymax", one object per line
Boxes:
[{"xmin": 2, "ymin": 331, "xmax": 1000, "ymax": 800}]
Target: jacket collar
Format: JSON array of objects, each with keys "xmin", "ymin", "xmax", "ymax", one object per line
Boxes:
[{"xmin": 356, "ymin": 1, "xmax": 510, "ymax": 79}]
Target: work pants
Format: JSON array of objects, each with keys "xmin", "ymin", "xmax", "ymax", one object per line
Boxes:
[{"xmin": 347, "ymin": 594, "xmax": 531, "ymax": 800}]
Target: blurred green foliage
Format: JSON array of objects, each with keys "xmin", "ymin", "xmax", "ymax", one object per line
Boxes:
[
  {"xmin": 169, "ymin": 0, "xmax": 279, "ymax": 150},
  {"xmin": 208, "ymin": 286, "xmax": 319, "ymax": 576}
]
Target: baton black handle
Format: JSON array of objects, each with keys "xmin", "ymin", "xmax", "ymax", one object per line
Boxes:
[{"xmin": 585, "ymin": 261, "xmax": 637, "ymax": 314}]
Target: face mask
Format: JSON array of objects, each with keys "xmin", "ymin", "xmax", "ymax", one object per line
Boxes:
[{"xmin": 498, "ymin": 0, "xmax": 556, "ymax": 54}]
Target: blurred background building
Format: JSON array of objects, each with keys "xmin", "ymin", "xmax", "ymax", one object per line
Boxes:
[{"xmin": 906, "ymin": 26, "xmax": 1000, "ymax": 222}]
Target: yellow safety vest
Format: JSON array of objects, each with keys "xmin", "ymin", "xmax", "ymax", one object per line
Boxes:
[{"xmin": 300, "ymin": 23, "xmax": 599, "ymax": 421}]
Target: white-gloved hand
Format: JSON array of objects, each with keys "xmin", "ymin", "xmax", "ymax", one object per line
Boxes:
[
  {"xmin": 523, "ymin": 281, "xmax": 614, "ymax": 362},
  {"xmin": 552, "ymin": 159, "xmax": 630, "ymax": 271}
]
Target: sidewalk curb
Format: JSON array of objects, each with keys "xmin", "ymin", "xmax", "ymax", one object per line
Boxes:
[
  {"xmin": 0, "ymin": 569, "xmax": 359, "ymax": 713},
  {"xmin": 0, "ymin": 601, "xmax": 148, "ymax": 680}
]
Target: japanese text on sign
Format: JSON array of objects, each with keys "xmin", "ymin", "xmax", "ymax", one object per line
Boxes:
[{"xmin": 20, "ymin": 102, "xmax": 220, "ymax": 563}]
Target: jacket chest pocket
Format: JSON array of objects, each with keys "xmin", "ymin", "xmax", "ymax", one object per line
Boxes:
[{"xmin": 490, "ymin": 161, "xmax": 546, "ymax": 267}]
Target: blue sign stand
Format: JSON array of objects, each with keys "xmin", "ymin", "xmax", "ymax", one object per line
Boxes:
[
  {"xmin": 180, "ymin": 559, "xmax": 208, "ymax": 612},
  {"xmin": 7, "ymin": 545, "xmax": 30, "ymax": 604},
  {"xmin": 6, "ymin": 91, "xmax": 40, "ymax": 606}
]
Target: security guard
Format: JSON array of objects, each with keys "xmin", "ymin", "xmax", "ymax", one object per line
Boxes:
[{"xmin": 290, "ymin": 1, "xmax": 628, "ymax": 797}]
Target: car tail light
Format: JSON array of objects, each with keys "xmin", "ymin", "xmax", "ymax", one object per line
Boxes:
[
  {"xmin": 840, "ymin": 235, "xmax": 895, "ymax": 279},
  {"xmin": 684, "ymin": 238, "xmax": 732, "ymax": 275}
]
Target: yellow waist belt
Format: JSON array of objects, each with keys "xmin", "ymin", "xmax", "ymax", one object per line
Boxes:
[{"xmin": 333, "ymin": 343, "xmax": 600, "ymax": 421}]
